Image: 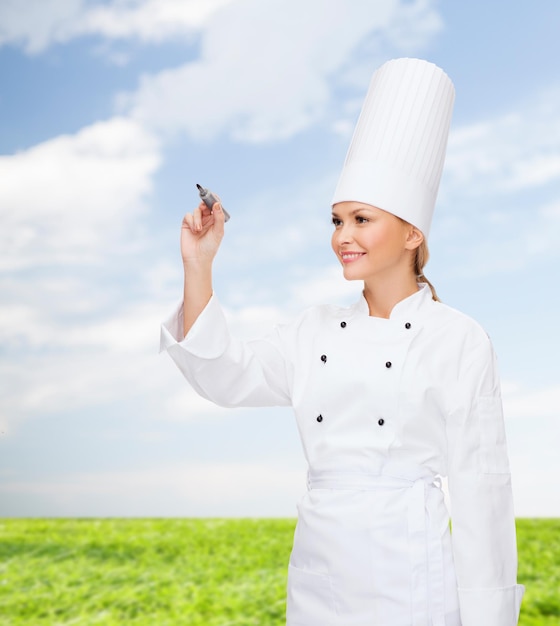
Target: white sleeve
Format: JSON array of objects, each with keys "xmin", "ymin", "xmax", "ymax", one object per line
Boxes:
[
  {"xmin": 160, "ymin": 294, "xmax": 293, "ymax": 408},
  {"xmin": 446, "ymin": 333, "xmax": 524, "ymax": 626}
]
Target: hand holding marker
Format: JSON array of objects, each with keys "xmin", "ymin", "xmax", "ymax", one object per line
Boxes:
[{"xmin": 197, "ymin": 184, "xmax": 230, "ymax": 222}]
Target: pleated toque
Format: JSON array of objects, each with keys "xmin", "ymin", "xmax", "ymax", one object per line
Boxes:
[{"xmin": 332, "ymin": 58, "xmax": 455, "ymax": 238}]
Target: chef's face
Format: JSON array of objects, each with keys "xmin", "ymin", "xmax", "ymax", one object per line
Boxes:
[{"xmin": 331, "ymin": 201, "xmax": 421, "ymax": 283}]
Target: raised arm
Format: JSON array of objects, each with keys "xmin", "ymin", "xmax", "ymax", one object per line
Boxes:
[
  {"xmin": 161, "ymin": 196, "xmax": 294, "ymax": 409},
  {"xmin": 180, "ymin": 199, "xmax": 226, "ymax": 337}
]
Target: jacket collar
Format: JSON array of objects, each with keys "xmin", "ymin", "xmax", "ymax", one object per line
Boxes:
[{"xmin": 353, "ymin": 283, "xmax": 433, "ymax": 320}]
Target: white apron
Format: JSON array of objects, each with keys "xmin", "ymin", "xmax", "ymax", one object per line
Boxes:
[{"xmin": 287, "ymin": 466, "xmax": 461, "ymax": 626}]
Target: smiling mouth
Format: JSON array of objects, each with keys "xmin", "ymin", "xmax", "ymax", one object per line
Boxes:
[{"xmin": 341, "ymin": 252, "xmax": 365, "ymax": 263}]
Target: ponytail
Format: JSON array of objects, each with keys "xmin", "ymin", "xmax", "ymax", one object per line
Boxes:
[{"xmin": 414, "ymin": 239, "xmax": 440, "ymax": 302}]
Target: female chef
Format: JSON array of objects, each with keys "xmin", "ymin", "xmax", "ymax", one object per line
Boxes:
[{"xmin": 160, "ymin": 58, "xmax": 525, "ymax": 626}]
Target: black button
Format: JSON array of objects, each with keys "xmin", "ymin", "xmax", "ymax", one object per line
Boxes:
[
  {"xmin": 317, "ymin": 415, "xmax": 323, "ymax": 423},
  {"xmin": 405, "ymin": 322, "xmax": 411, "ymax": 329},
  {"xmin": 340, "ymin": 321, "xmax": 347, "ymax": 328},
  {"xmin": 378, "ymin": 418, "xmax": 385, "ymax": 426},
  {"xmin": 321, "ymin": 354, "xmax": 327, "ymax": 363},
  {"xmin": 385, "ymin": 361, "xmax": 392, "ymax": 368}
]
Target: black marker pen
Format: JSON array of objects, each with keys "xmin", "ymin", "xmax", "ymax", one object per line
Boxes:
[{"xmin": 196, "ymin": 184, "xmax": 231, "ymax": 222}]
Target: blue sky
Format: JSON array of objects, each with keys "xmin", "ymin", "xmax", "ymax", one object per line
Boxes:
[{"xmin": 1, "ymin": 0, "xmax": 559, "ymax": 517}]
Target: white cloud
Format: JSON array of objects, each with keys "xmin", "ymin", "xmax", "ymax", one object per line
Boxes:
[
  {"xmin": 69, "ymin": 0, "xmax": 234, "ymax": 42},
  {"xmin": 0, "ymin": 0, "xmax": 233, "ymax": 54},
  {"xmin": 0, "ymin": 113, "xmax": 169, "ymax": 438},
  {"xmin": 0, "ymin": 0, "xmax": 440, "ymax": 61},
  {"xmin": 0, "ymin": 297, "xmax": 188, "ymax": 431},
  {"xmin": 0, "ymin": 116, "xmax": 160, "ymax": 270},
  {"xmin": 445, "ymin": 86, "xmax": 560, "ymax": 196},
  {"xmin": 0, "ymin": 0, "xmax": 82, "ymax": 54},
  {"xmin": 121, "ymin": 0, "xmax": 442, "ymax": 143},
  {"xmin": 1, "ymin": 0, "xmax": 443, "ymax": 144}
]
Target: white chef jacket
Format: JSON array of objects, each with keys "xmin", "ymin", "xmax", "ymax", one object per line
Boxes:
[{"xmin": 160, "ymin": 284, "xmax": 524, "ymax": 626}]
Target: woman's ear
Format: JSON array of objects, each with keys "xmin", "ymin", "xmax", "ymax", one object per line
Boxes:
[{"xmin": 405, "ymin": 226, "xmax": 424, "ymax": 251}]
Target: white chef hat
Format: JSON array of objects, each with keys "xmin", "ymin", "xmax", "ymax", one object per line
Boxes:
[{"xmin": 331, "ymin": 58, "xmax": 455, "ymax": 238}]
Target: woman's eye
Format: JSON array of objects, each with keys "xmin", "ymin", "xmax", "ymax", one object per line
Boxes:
[
  {"xmin": 332, "ymin": 217, "xmax": 342, "ymax": 227},
  {"xmin": 356, "ymin": 215, "xmax": 369, "ymax": 224}
]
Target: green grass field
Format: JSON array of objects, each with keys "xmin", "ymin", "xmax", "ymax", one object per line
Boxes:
[{"xmin": 0, "ymin": 518, "xmax": 557, "ymax": 625}]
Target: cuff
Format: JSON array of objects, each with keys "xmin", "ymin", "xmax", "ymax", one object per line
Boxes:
[
  {"xmin": 159, "ymin": 294, "xmax": 230, "ymax": 358},
  {"xmin": 159, "ymin": 301, "xmax": 185, "ymax": 351},
  {"xmin": 458, "ymin": 584, "xmax": 525, "ymax": 626}
]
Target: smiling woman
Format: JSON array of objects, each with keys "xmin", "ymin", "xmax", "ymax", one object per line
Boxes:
[
  {"xmin": 331, "ymin": 202, "xmax": 426, "ymax": 317},
  {"xmin": 160, "ymin": 58, "xmax": 524, "ymax": 626}
]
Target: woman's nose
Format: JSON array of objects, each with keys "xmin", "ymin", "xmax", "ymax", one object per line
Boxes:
[{"xmin": 335, "ymin": 224, "xmax": 354, "ymax": 245}]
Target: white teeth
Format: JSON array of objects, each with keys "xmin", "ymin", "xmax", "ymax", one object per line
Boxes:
[{"xmin": 342, "ymin": 253, "xmax": 363, "ymax": 260}]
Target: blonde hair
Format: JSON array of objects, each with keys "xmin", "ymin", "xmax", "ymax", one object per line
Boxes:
[
  {"xmin": 414, "ymin": 239, "xmax": 440, "ymax": 302},
  {"xmin": 396, "ymin": 216, "xmax": 440, "ymax": 302}
]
